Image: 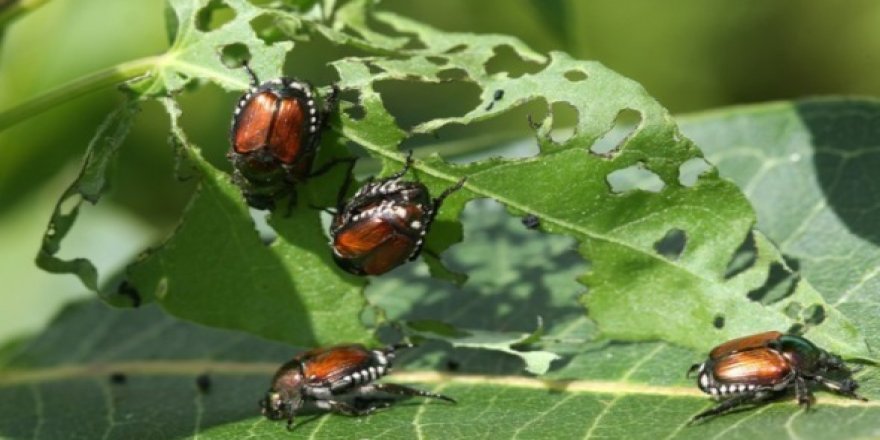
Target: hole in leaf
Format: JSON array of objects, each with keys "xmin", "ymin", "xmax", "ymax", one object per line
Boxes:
[
  {"xmin": 803, "ymin": 304, "xmax": 826, "ymax": 325},
  {"xmin": 339, "ymin": 89, "xmax": 365, "ymax": 121},
  {"xmin": 606, "ymin": 163, "xmax": 665, "ymax": 194},
  {"xmin": 747, "ymin": 262, "xmax": 799, "ymax": 305},
  {"xmin": 485, "ymin": 45, "xmax": 543, "ymax": 78},
  {"xmin": 724, "ymin": 231, "xmax": 757, "ymax": 279},
  {"xmin": 59, "ymin": 194, "xmax": 83, "ymax": 216},
  {"xmin": 679, "ymin": 157, "xmax": 713, "ymax": 187},
  {"xmin": 446, "ymin": 359, "xmax": 461, "ymax": 372},
  {"xmin": 220, "ymin": 43, "xmax": 251, "ymax": 69},
  {"xmin": 654, "ymin": 228, "xmax": 687, "ymax": 260},
  {"xmin": 787, "ymin": 323, "xmax": 805, "ymax": 335},
  {"xmin": 550, "ymin": 101, "xmax": 578, "ymax": 144},
  {"xmin": 591, "ymin": 109, "xmax": 641, "ymax": 156},
  {"xmin": 713, "ymin": 315, "xmax": 725, "ymax": 329},
  {"xmin": 438, "ymin": 68, "xmax": 467, "ymax": 81},
  {"xmin": 784, "ymin": 302, "xmax": 803, "ymax": 320},
  {"xmin": 445, "ymin": 44, "xmax": 467, "ymax": 54},
  {"xmin": 196, "ymin": 0, "xmax": 235, "ymax": 32},
  {"xmin": 250, "ymin": 14, "xmax": 284, "ymax": 45},
  {"xmin": 375, "ymin": 79, "xmax": 481, "ymax": 130},
  {"xmin": 426, "ymin": 56, "xmax": 446, "ymax": 66},
  {"xmin": 564, "ymin": 70, "xmax": 587, "ymax": 82},
  {"xmin": 366, "ymin": 62, "xmax": 386, "ymax": 75}
]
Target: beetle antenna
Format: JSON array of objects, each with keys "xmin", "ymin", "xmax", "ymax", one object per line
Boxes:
[
  {"xmin": 434, "ymin": 177, "xmax": 467, "ymax": 206},
  {"xmin": 241, "ymin": 60, "xmax": 259, "ymax": 86}
]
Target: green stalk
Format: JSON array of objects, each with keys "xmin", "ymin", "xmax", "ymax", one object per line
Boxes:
[
  {"xmin": 0, "ymin": 0, "xmax": 51, "ymax": 29},
  {"xmin": 0, "ymin": 56, "xmax": 160, "ymax": 131}
]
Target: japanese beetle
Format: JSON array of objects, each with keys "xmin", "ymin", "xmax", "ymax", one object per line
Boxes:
[
  {"xmin": 260, "ymin": 343, "xmax": 455, "ymax": 430},
  {"xmin": 688, "ymin": 331, "xmax": 866, "ymax": 422},
  {"xmin": 329, "ymin": 154, "xmax": 466, "ymax": 275},
  {"xmin": 228, "ymin": 62, "xmax": 339, "ymax": 210}
]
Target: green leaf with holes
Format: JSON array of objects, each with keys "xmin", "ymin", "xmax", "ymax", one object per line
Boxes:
[
  {"xmin": 682, "ymin": 98, "xmax": 880, "ymax": 354},
  {"xmin": 3, "ymin": 208, "xmax": 878, "ymax": 440},
  {"xmin": 35, "ymin": 0, "xmax": 872, "ymax": 363}
]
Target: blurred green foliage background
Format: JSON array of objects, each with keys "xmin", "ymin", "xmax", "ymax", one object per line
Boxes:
[{"xmin": 1, "ymin": 0, "xmax": 878, "ymax": 341}]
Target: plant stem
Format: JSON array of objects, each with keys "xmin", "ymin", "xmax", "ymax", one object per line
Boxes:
[
  {"xmin": 0, "ymin": 56, "xmax": 160, "ymax": 131},
  {"xmin": 0, "ymin": 0, "xmax": 50, "ymax": 29}
]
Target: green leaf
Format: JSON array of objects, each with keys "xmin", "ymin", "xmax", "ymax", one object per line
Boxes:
[
  {"xmin": 681, "ymin": 98, "xmax": 880, "ymax": 354},
  {"xmin": 327, "ymin": 10, "xmax": 868, "ymax": 357},
  {"xmin": 1, "ymin": 298, "xmax": 877, "ymax": 439},
  {"xmin": 125, "ymin": 98, "xmax": 368, "ymax": 347},
  {"xmin": 130, "ymin": 0, "xmax": 291, "ymax": 96},
  {"xmin": 32, "ymin": 0, "xmax": 872, "ymax": 364}
]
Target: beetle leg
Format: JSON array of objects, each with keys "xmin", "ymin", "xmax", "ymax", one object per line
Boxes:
[
  {"xmin": 812, "ymin": 375, "xmax": 868, "ymax": 401},
  {"xmin": 387, "ymin": 151, "xmax": 415, "ymax": 181},
  {"xmin": 321, "ymin": 84, "xmax": 340, "ymax": 124},
  {"xmin": 325, "ymin": 399, "xmax": 391, "ymax": 416},
  {"xmin": 795, "ymin": 375, "xmax": 813, "ymax": 409},
  {"xmin": 433, "ymin": 177, "xmax": 467, "ymax": 207},
  {"xmin": 686, "ymin": 363, "xmax": 701, "ymax": 378},
  {"xmin": 369, "ymin": 383, "xmax": 457, "ymax": 403},
  {"xmin": 691, "ymin": 391, "xmax": 773, "ymax": 423}
]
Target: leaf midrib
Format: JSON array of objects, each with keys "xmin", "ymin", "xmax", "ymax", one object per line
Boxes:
[{"xmin": 1, "ymin": 361, "xmax": 877, "ymax": 408}]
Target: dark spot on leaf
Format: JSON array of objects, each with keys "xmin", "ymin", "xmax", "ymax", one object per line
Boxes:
[
  {"xmin": 564, "ymin": 70, "xmax": 587, "ymax": 82},
  {"xmin": 196, "ymin": 373, "xmax": 212, "ymax": 393},
  {"xmin": 606, "ymin": 162, "xmax": 665, "ymax": 194},
  {"xmin": 679, "ymin": 157, "xmax": 713, "ymax": 187},
  {"xmin": 109, "ymin": 372, "xmax": 126, "ymax": 385},
  {"xmin": 591, "ymin": 109, "xmax": 641, "ymax": 157},
  {"xmin": 654, "ymin": 228, "xmax": 687, "ymax": 260},
  {"xmin": 485, "ymin": 45, "xmax": 543, "ymax": 78},
  {"xmin": 713, "ymin": 315, "xmax": 725, "ymax": 329},
  {"xmin": 250, "ymin": 14, "xmax": 283, "ymax": 45},
  {"xmin": 522, "ymin": 214, "xmax": 540, "ymax": 230},
  {"xmin": 196, "ymin": 0, "xmax": 235, "ymax": 32},
  {"xmin": 117, "ymin": 281, "xmax": 142, "ymax": 308},
  {"xmin": 724, "ymin": 231, "xmax": 757, "ymax": 279},
  {"xmin": 485, "ymin": 89, "xmax": 505, "ymax": 111},
  {"xmin": 803, "ymin": 304, "xmax": 826, "ymax": 325},
  {"xmin": 747, "ymin": 262, "xmax": 799, "ymax": 305},
  {"xmin": 366, "ymin": 62, "xmax": 385, "ymax": 75},
  {"xmin": 550, "ymin": 101, "xmax": 578, "ymax": 144},
  {"xmin": 219, "ymin": 43, "xmax": 251, "ymax": 69}
]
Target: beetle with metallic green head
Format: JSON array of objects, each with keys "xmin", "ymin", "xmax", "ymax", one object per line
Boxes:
[{"xmin": 687, "ymin": 331, "xmax": 866, "ymax": 422}]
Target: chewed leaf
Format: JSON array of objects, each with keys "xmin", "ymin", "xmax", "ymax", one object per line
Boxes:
[
  {"xmin": 409, "ymin": 318, "xmax": 560, "ymax": 375},
  {"xmin": 35, "ymin": 100, "xmax": 140, "ymax": 292},
  {"xmin": 128, "ymin": 0, "xmax": 292, "ymax": 97},
  {"xmin": 684, "ymin": 98, "xmax": 880, "ymax": 356},
  {"xmin": 323, "ymin": 10, "xmax": 869, "ymax": 358},
  {"xmin": 124, "ymin": 98, "xmax": 369, "ymax": 347},
  {"xmin": 1, "ymin": 300, "xmax": 877, "ymax": 439}
]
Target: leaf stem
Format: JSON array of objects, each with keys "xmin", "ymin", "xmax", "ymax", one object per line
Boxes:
[
  {"xmin": 0, "ymin": 0, "xmax": 51, "ymax": 29},
  {"xmin": 0, "ymin": 55, "xmax": 160, "ymax": 131}
]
